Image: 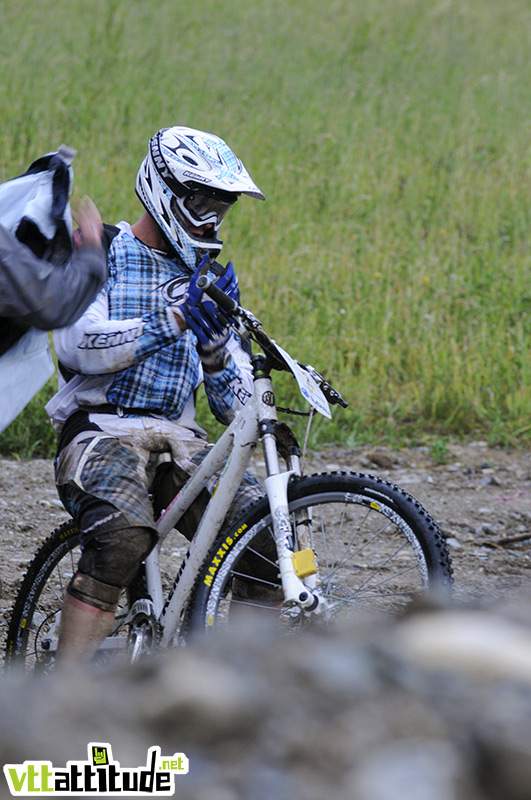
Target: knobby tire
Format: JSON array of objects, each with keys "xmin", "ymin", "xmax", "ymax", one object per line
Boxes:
[{"xmin": 186, "ymin": 472, "xmax": 453, "ymax": 632}]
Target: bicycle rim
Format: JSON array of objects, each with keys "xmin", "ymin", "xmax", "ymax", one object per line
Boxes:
[{"xmin": 188, "ymin": 472, "xmax": 453, "ymax": 632}]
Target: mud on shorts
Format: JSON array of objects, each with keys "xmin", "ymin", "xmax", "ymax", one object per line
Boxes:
[{"xmin": 54, "ymin": 411, "xmax": 270, "ymax": 604}]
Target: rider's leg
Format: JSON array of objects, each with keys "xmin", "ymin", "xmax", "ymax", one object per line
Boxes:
[
  {"xmin": 57, "ymin": 524, "xmax": 157, "ymax": 663},
  {"xmin": 57, "ymin": 594, "xmax": 115, "ymax": 663},
  {"xmin": 54, "ymin": 427, "xmax": 160, "ymax": 663}
]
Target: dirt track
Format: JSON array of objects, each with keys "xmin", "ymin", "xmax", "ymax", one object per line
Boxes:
[
  {"xmin": 1, "ymin": 440, "xmax": 530, "ymax": 637},
  {"xmin": 0, "ymin": 442, "xmax": 530, "ymax": 800}
]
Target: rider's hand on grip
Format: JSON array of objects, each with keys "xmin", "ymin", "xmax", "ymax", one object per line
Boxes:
[
  {"xmin": 176, "ymin": 256, "xmax": 240, "ymax": 371},
  {"xmin": 197, "ymin": 258, "xmax": 240, "ymax": 304}
]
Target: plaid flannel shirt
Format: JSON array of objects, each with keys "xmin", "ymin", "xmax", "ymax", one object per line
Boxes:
[{"xmin": 48, "ymin": 225, "xmax": 252, "ymax": 429}]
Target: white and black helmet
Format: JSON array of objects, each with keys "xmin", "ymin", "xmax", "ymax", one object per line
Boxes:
[{"xmin": 135, "ymin": 126, "xmax": 264, "ymax": 270}]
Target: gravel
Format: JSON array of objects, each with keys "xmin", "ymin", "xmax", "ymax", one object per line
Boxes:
[{"xmin": 0, "ymin": 442, "xmax": 530, "ymax": 800}]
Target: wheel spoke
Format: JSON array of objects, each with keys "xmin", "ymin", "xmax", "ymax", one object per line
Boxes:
[{"xmin": 191, "ymin": 474, "xmax": 452, "ymax": 632}]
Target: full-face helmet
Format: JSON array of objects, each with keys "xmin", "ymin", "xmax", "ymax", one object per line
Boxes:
[{"xmin": 135, "ymin": 126, "xmax": 264, "ymax": 270}]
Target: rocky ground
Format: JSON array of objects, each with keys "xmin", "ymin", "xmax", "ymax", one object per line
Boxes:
[
  {"xmin": 1, "ymin": 441, "xmax": 529, "ymax": 624},
  {"xmin": 0, "ymin": 442, "xmax": 530, "ymax": 799}
]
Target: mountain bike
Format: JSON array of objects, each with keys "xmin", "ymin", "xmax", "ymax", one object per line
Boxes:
[{"xmin": 4, "ymin": 275, "xmax": 453, "ymax": 672}]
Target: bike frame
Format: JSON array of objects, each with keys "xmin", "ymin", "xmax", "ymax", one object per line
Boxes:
[{"xmin": 141, "ymin": 367, "xmax": 323, "ymax": 647}]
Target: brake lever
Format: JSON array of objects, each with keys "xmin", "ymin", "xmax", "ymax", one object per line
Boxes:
[{"xmin": 301, "ymin": 363, "xmax": 348, "ymax": 408}]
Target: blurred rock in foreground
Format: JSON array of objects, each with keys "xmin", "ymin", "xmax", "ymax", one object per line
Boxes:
[{"xmin": 2, "ymin": 595, "xmax": 531, "ymax": 800}]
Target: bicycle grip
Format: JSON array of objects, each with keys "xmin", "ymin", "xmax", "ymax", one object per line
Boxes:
[{"xmin": 196, "ymin": 274, "xmax": 239, "ymax": 315}]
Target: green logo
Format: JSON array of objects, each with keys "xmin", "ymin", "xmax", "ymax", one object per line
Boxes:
[{"xmin": 92, "ymin": 746, "xmax": 109, "ymax": 766}]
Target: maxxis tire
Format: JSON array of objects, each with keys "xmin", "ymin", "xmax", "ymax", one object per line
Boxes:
[{"xmin": 186, "ymin": 471, "xmax": 453, "ymax": 633}]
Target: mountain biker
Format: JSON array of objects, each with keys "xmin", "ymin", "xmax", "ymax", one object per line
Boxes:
[{"xmin": 45, "ymin": 126, "xmax": 267, "ymax": 662}]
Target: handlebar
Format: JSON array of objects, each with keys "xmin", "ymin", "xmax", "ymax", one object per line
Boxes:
[
  {"xmin": 196, "ymin": 274, "xmax": 238, "ymax": 315},
  {"xmin": 196, "ymin": 272, "xmax": 348, "ymax": 408}
]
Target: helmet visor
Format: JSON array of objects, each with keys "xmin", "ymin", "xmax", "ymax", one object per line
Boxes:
[{"xmin": 173, "ymin": 190, "xmax": 236, "ymax": 229}]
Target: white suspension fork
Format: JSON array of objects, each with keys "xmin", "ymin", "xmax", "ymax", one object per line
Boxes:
[{"xmin": 255, "ymin": 376, "xmax": 319, "ymax": 610}]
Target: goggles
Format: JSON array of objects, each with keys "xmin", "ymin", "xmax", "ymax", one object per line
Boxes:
[{"xmin": 172, "ymin": 189, "xmax": 236, "ymax": 229}]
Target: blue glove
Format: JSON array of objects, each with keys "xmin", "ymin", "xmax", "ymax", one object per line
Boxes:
[
  {"xmin": 186, "ymin": 257, "xmax": 240, "ymax": 307},
  {"xmin": 179, "ymin": 257, "xmax": 239, "ymax": 370}
]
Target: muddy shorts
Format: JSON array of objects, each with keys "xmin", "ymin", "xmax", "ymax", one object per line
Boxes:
[{"xmin": 55, "ymin": 412, "xmax": 264, "ymax": 544}]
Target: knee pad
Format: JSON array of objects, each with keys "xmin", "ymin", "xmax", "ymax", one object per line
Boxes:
[
  {"xmin": 77, "ymin": 525, "xmax": 157, "ymax": 591},
  {"xmin": 67, "ymin": 572, "xmax": 122, "ymax": 613}
]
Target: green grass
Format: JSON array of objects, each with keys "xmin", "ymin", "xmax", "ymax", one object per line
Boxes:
[{"xmin": 0, "ymin": 0, "xmax": 529, "ymax": 458}]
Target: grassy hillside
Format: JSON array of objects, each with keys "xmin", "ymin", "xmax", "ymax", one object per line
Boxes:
[{"xmin": 0, "ymin": 0, "xmax": 529, "ymax": 457}]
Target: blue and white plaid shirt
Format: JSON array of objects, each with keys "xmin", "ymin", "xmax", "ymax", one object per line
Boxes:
[{"xmin": 47, "ymin": 223, "xmax": 253, "ymax": 431}]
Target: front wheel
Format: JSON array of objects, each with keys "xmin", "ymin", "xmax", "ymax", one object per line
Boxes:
[{"xmin": 187, "ymin": 472, "xmax": 453, "ymax": 632}]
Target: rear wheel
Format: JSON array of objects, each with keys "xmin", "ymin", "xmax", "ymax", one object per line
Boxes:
[
  {"xmin": 187, "ymin": 472, "xmax": 453, "ymax": 632},
  {"xmin": 4, "ymin": 520, "xmax": 131, "ymax": 673}
]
